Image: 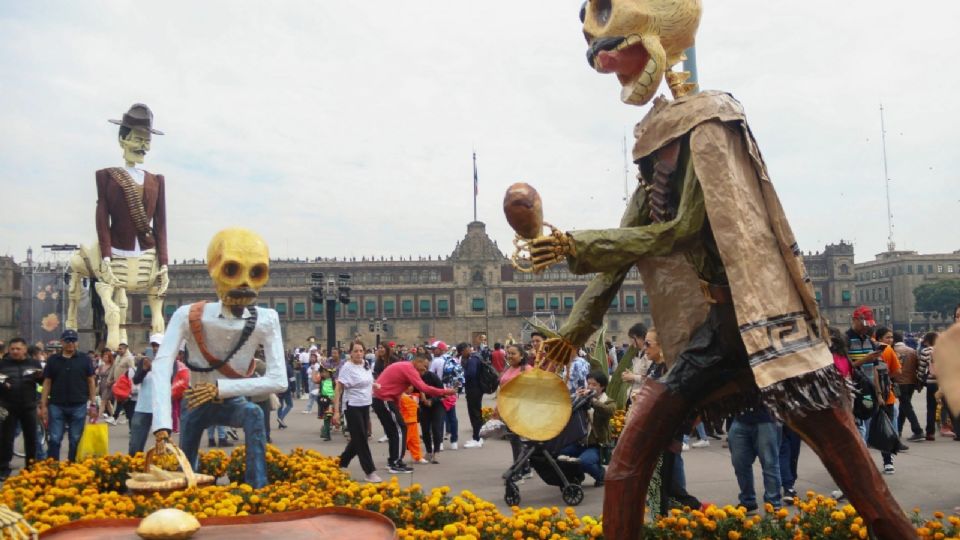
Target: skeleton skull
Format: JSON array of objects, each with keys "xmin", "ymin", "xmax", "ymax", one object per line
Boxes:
[
  {"xmin": 581, "ymin": 0, "xmax": 701, "ymax": 105},
  {"xmin": 119, "ymin": 127, "xmax": 152, "ymax": 165},
  {"xmin": 206, "ymin": 228, "xmax": 270, "ymax": 307}
]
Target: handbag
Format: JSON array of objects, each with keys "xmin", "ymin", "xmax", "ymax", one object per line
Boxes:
[
  {"xmin": 269, "ymin": 393, "xmax": 281, "ymax": 411},
  {"xmin": 76, "ymin": 422, "xmax": 109, "ymax": 459},
  {"xmin": 112, "ymin": 372, "xmax": 133, "ymax": 402}
]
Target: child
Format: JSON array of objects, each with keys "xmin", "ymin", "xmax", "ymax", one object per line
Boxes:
[
  {"xmin": 318, "ymin": 369, "xmax": 336, "ymax": 441},
  {"xmin": 399, "ymin": 386, "xmax": 426, "ymax": 464}
]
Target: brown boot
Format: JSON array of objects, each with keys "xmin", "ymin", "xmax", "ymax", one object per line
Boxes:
[
  {"xmin": 786, "ymin": 405, "xmax": 915, "ymax": 539},
  {"xmin": 603, "ymin": 378, "xmax": 691, "ymax": 539}
]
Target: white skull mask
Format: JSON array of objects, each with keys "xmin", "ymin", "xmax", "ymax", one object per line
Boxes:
[{"xmin": 206, "ymin": 228, "xmax": 270, "ymax": 307}]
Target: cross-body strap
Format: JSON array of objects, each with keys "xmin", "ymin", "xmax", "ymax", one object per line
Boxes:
[
  {"xmin": 106, "ymin": 167, "xmax": 154, "ymax": 242},
  {"xmin": 185, "ymin": 301, "xmax": 257, "ymax": 379}
]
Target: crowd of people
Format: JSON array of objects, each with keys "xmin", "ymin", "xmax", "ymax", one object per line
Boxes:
[{"xmin": 0, "ymin": 303, "xmax": 956, "ymax": 515}]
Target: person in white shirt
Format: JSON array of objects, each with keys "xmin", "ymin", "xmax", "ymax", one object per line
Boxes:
[{"xmin": 332, "ymin": 342, "xmax": 381, "ymax": 483}]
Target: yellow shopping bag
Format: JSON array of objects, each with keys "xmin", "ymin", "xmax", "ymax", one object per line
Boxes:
[{"xmin": 76, "ymin": 422, "xmax": 109, "ymax": 459}]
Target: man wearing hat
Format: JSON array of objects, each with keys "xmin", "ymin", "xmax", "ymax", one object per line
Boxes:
[
  {"xmin": 67, "ymin": 103, "xmax": 170, "ymax": 351},
  {"xmin": 39, "ymin": 330, "xmax": 97, "ymax": 461}
]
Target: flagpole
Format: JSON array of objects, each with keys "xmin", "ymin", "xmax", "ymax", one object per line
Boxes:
[{"xmin": 472, "ymin": 151, "xmax": 478, "ymax": 222}]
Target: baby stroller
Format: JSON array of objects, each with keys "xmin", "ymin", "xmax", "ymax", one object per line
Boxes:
[{"xmin": 501, "ymin": 391, "xmax": 594, "ymax": 506}]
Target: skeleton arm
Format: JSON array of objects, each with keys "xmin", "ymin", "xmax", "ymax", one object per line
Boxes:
[
  {"xmin": 565, "ymin": 159, "xmax": 705, "ymax": 274},
  {"xmin": 150, "ymin": 306, "xmax": 189, "ymax": 434}
]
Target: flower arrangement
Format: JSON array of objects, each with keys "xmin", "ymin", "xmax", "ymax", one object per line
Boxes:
[
  {"xmin": 2, "ymin": 448, "xmax": 956, "ymax": 540},
  {"xmin": 609, "ymin": 409, "xmax": 626, "ymax": 440},
  {"xmin": 480, "ymin": 407, "xmax": 495, "ymax": 424}
]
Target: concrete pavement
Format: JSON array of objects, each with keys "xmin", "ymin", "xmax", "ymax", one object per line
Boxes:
[{"xmin": 60, "ymin": 394, "xmax": 960, "ymax": 518}]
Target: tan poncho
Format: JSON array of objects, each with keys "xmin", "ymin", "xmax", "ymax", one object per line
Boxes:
[{"xmin": 631, "ymin": 91, "xmax": 841, "ymax": 415}]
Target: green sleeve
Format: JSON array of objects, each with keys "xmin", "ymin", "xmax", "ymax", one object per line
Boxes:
[
  {"xmin": 566, "ymin": 154, "xmax": 705, "ymax": 275},
  {"xmin": 556, "ymin": 186, "xmax": 647, "ymax": 347}
]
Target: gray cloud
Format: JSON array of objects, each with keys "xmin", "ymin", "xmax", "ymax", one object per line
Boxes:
[{"xmin": 1, "ymin": 1, "xmax": 957, "ymax": 265}]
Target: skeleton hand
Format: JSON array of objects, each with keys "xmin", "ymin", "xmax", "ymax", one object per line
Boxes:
[
  {"xmin": 154, "ymin": 430, "xmax": 172, "ymax": 456},
  {"xmin": 0, "ymin": 504, "xmax": 38, "ymax": 539},
  {"xmin": 541, "ymin": 337, "xmax": 577, "ymax": 372},
  {"xmin": 99, "ymin": 258, "xmax": 121, "ymax": 287},
  {"xmin": 528, "ymin": 229, "xmax": 577, "ymax": 273},
  {"xmin": 185, "ymin": 383, "xmax": 220, "ymax": 409},
  {"xmin": 156, "ymin": 265, "xmax": 169, "ymax": 296}
]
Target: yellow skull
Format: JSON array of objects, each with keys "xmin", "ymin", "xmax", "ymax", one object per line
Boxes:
[
  {"xmin": 581, "ymin": 0, "xmax": 701, "ymax": 105},
  {"xmin": 119, "ymin": 127, "xmax": 152, "ymax": 166},
  {"xmin": 206, "ymin": 228, "xmax": 270, "ymax": 307}
]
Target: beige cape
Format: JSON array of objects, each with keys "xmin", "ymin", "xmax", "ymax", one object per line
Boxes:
[{"xmin": 632, "ymin": 91, "xmax": 839, "ymax": 412}]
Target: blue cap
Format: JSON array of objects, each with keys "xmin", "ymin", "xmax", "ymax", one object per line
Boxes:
[{"xmin": 61, "ymin": 329, "xmax": 79, "ymax": 342}]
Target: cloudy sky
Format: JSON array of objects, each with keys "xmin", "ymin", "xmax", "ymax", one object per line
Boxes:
[{"xmin": 2, "ymin": 1, "xmax": 957, "ymax": 267}]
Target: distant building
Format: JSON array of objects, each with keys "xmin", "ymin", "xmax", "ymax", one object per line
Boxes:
[
  {"xmin": 854, "ymin": 249, "xmax": 960, "ymax": 332},
  {"xmin": 802, "ymin": 241, "xmax": 857, "ymax": 327},
  {"xmin": 0, "ymin": 256, "xmax": 22, "ymax": 341}
]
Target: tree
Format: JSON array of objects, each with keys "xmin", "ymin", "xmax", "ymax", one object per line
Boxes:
[{"xmin": 913, "ymin": 279, "xmax": 960, "ymax": 320}]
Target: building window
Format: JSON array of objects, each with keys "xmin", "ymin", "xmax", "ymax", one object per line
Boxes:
[
  {"xmin": 401, "ymin": 300, "xmax": 413, "ymax": 314},
  {"xmin": 642, "ymin": 295, "xmax": 650, "ymax": 307},
  {"xmin": 839, "ymin": 264, "xmax": 850, "ymax": 275},
  {"xmin": 506, "ymin": 298, "xmax": 517, "ymax": 313},
  {"xmin": 938, "ymin": 265, "xmax": 944, "ymax": 273},
  {"xmin": 625, "ymin": 295, "xmax": 636, "ymax": 309},
  {"xmin": 841, "ymin": 290, "xmax": 851, "ymax": 303},
  {"xmin": 471, "ymin": 298, "xmax": 485, "ymax": 312},
  {"xmin": 549, "ymin": 297, "xmax": 560, "ymax": 309},
  {"xmin": 872, "ymin": 271, "xmax": 877, "ymax": 279},
  {"xmin": 364, "ymin": 300, "xmax": 376, "ymax": 315},
  {"xmin": 275, "ymin": 302, "xmax": 287, "ymax": 316},
  {"xmin": 918, "ymin": 265, "xmax": 924, "ymax": 274},
  {"xmin": 563, "ymin": 296, "xmax": 574, "ymax": 309},
  {"xmin": 420, "ymin": 299, "xmax": 431, "ymax": 313},
  {"xmin": 384, "ymin": 300, "xmax": 395, "ymax": 315},
  {"xmin": 610, "ymin": 296, "xmax": 619, "ymax": 308},
  {"xmin": 294, "ymin": 302, "xmax": 306, "ymax": 316},
  {"xmin": 347, "ymin": 301, "xmax": 357, "ymax": 315},
  {"xmin": 143, "ymin": 305, "xmax": 152, "ymax": 318},
  {"xmin": 928, "ymin": 265, "xmax": 934, "ymax": 273},
  {"xmin": 420, "ymin": 323, "xmax": 431, "ymax": 337},
  {"xmin": 437, "ymin": 299, "xmax": 449, "ymax": 313},
  {"xmin": 815, "ymin": 290, "xmax": 822, "ymax": 302},
  {"xmin": 312, "ymin": 301, "xmax": 323, "ymax": 315},
  {"xmin": 949, "ymin": 265, "xmax": 955, "ymax": 273},
  {"xmin": 906, "ymin": 265, "xmax": 912, "ymax": 274},
  {"xmin": 535, "ymin": 297, "xmax": 545, "ymax": 310}
]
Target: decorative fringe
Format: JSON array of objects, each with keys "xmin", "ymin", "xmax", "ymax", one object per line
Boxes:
[{"xmin": 760, "ymin": 365, "xmax": 850, "ymax": 422}]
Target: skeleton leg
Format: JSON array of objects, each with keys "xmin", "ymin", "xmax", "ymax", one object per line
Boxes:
[
  {"xmin": 603, "ymin": 378, "xmax": 691, "ymax": 539},
  {"xmin": 94, "ymin": 280, "xmax": 119, "ymax": 351},
  {"xmin": 147, "ymin": 288, "xmax": 166, "ymax": 336},
  {"xmin": 65, "ymin": 252, "xmax": 87, "ymax": 331},
  {"xmin": 115, "ymin": 287, "xmax": 129, "ymax": 348},
  {"xmin": 786, "ymin": 405, "xmax": 915, "ymax": 539}
]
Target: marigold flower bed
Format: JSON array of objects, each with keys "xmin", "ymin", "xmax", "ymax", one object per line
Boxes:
[{"xmin": 1, "ymin": 446, "xmax": 956, "ymax": 539}]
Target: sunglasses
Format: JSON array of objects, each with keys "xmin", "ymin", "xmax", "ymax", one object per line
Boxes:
[{"xmin": 63, "ymin": 338, "xmax": 78, "ymax": 343}]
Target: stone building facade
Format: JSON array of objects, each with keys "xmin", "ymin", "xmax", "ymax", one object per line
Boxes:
[
  {"xmin": 0, "ymin": 256, "xmax": 21, "ymax": 341},
  {"xmin": 854, "ymin": 249, "xmax": 960, "ymax": 332},
  {"xmin": 115, "ymin": 222, "xmax": 863, "ymax": 352}
]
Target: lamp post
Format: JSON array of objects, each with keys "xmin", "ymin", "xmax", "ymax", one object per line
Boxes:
[{"xmin": 311, "ymin": 272, "xmax": 351, "ymax": 357}]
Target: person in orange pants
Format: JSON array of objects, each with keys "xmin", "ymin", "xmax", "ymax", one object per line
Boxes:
[{"xmin": 398, "ymin": 387, "xmax": 425, "ymax": 464}]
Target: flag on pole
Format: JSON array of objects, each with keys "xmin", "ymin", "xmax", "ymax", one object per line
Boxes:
[{"xmin": 473, "ymin": 152, "xmax": 478, "ymax": 196}]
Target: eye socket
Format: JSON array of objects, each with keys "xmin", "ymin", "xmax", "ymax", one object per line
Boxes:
[
  {"xmin": 223, "ymin": 261, "xmax": 240, "ymax": 278},
  {"xmin": 595, "ymin": 0, "xmax": 612, "ymax": 25},
  {"xmin": 249, "ymin": 264, "xmax": 268, "ymax": 280}
]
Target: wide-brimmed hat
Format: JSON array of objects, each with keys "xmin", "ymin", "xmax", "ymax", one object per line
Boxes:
[{"xmin": 108, "ymin": 103, "xmax": 164, "ymax": 135}]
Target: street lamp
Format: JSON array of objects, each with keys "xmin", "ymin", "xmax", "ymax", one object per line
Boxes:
[{"xmin": 311, "ymin": 272, "xmax": 351, "ymax": 356}]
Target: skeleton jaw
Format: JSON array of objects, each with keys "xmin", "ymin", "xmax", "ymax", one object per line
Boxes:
[{"xmin": 592, "ymin": 34, "xmax": 665, "ymax": 106}]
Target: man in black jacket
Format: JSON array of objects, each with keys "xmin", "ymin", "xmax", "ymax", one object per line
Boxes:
[{"xmin": 0, "ymin": 337, "xmax": 44, "ymax": 477}]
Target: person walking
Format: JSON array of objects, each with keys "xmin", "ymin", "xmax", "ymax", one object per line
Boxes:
[
  {"xmin": 373, "ymin": 352, "xmax": 455, "ymax": 473},
  {"xmin": 892, "ymin": 331, "xmax": 925, "ymax": 442},
  {"xmin": 460, "ymin": 343, "xmax": 485, "ymax": 449},
  {"xmin": 277, "ymin": 356, "xmax": 296, "ymax": 429},
  {"xmin": 399, "ymin": 388, "xmax": 426, "ymax": 464},
  {"xmin": 0, "ymin": 337, "xmax": 44, "ymax": 478},
  {"xmin": 728, "ymin": 399, "xmax": 783, "ymax": 513},
  {"xmin": 419, "ymin": 364, "xmax": 446, "ymax": 464},
  {"xmin": 39, "ymin": 329, "xmax": 98, "ymax": 462},
  {"xmin": 333, "ymin": 341, "xmax": 381, "ymax": 483}
]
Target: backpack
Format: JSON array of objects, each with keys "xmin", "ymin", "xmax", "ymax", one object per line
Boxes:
[
  {"xmin": 112, "ymin": 372, "xmax": 133, "ymax": 402},
  {"xmin": 441, "ymin": 356, "xmax": 464, "ymax": 389},
  {"xmin": 478, "ymin": 357, "xmax": 500, "ymax": 394},
  {"xmin": 851, "ymin": 366, "xmax": 879, "ymax": 421}
]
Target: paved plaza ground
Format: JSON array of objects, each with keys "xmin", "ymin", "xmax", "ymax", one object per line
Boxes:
[{"xmin": 38, "ymin": 394, "xmax": 960, "ymax": 519}]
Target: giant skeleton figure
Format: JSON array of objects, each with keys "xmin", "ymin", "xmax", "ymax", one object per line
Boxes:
[
  {"xmin": 65, "ymin": 103, "xmax": 169, "ymax": 350},
  {"xmin": 509, "ymin": 1, "xmax": 915, "ymax": 538},
  {"xmin": 149, "ymin": 228, "xmax": 286, "ymax": 488}
]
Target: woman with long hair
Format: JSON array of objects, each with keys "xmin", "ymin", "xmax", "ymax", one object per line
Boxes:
[
  {"xmin": 332, "ymin": 341, "xmax": 381, "ymax": 483},
  {"xmin": 96, "ymin": 349, "xmax": 115, "ymax": 420}
]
